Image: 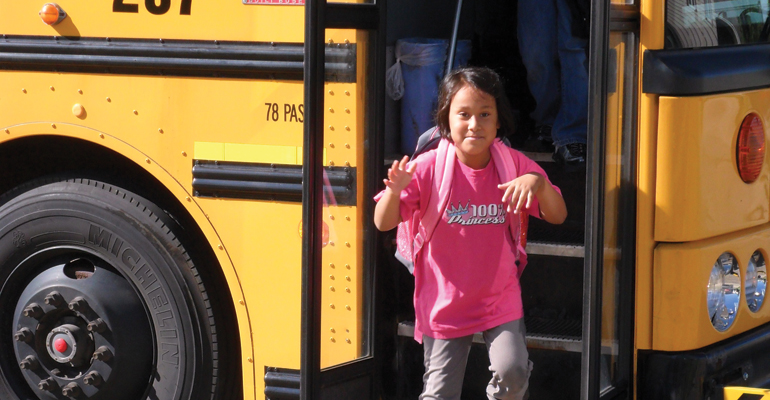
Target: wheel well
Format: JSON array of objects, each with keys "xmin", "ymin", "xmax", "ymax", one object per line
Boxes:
[{"xmin": 0, "ymin": 135, "xmax": 243, "ymax": 398}]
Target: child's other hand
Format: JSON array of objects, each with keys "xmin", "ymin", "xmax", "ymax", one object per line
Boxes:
[
  {"xmin": 384, "ymin": 156, "xmax": 416, "ymax": 192},
  {"xmin": 498, "ymin": 173, "xmax": 544, "ymax": 214}
]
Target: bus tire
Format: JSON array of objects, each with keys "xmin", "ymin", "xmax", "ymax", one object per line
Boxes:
[{"xmin": 0, "ymin": 178, "xmax": 223, "ymax": 400}]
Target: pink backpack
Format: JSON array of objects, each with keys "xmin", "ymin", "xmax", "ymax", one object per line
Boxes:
[{"xmin": 395, "ymin": 137, "xmax": 529, "ymax": 276}]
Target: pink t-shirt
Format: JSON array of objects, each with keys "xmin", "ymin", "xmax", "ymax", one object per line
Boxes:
[{"xmin": 377, "ymin": 147, "xmax": 558, "ymax": 342}]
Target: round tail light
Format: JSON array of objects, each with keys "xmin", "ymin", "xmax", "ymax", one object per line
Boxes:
[{"xmin": 737, "ymin": 113, "xmax": 765, "ymax": 183}]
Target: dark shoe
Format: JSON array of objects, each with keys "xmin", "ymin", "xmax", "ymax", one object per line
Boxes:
[
  {"xmin": 553, "ymin": 143, "xmax": 586, "ymax": 165},
  {"xmin": 535, "ymin": 125, "xmax": 553, "ymax": 144}
]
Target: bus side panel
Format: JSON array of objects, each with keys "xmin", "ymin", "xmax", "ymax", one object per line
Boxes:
[{"xmin": 655, "ymin": 93, "xmax": 770, "ymax": 242}]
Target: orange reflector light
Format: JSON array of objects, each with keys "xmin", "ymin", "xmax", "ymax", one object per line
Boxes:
[
  {"xmin": 298, "ymin": 220, "xmax": 331, "ymax": 247},
  {"xmin": 39, "ymin": 3, "xmax": 66, "ymax": 26},
  {"xmin": 737, "ymin": 113, "xmax": 765, "ymax": 183}
]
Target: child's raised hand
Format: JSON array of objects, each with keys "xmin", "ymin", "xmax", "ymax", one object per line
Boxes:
[
  {"xmin": 384, "ymin": 155, "xmax": 416, "ymax": 192},
  {"xmin": 497, "ymin": 173, "xmax": 544, "ymax": 214}
]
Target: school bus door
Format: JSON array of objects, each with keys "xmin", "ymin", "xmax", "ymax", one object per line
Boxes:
[{"xmin": 301, "ymin": 0, "xmax": 384, "ymax": 398}]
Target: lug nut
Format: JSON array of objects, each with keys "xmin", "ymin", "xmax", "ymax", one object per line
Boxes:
[
  {"xmin": 38, "ymin": 378, "xmax": 57, "ymax": 392},
  {"xmin": 68, "ymin": 297, "xmax": 87, "ymax": 312},
  {"xmin": 61, "ymin": 382, "xmax": 81, "ymax": 397},
  {"xmin": 91, "ymin": 346, "xmax": 113, "ymax": 362},
  {"xmin": 22, "ymin": 303, "xmax": 43, "ymax": 319},
  {"xmin": 14, "ymin": 327, "xmax": 33, "ymax": 343},
  {"xmin": 87, "ymin": 318, "xmax": 107, "ymax": 333},
  {"xmin": 83, "ymin": 371, "xmax": 103, "ymax": 386},
  {"xmin": 19, "ymin": 355, "xmax": 39, "ymax": 370},
  {"xmin": 44, "ymin": 291, "xmax": 64, "ymax": 307}
]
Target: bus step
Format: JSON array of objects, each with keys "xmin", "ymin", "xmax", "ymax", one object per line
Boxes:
[
  {"xmin": 397, "ymin": 318, "xmax": 582, "ymax": 353},
  {"xmin": 525, "ymin": 241, "xmax": 584, "ymax": 258},
  {"xmin": 519, "ymin": 151, "xmax": 554, "ymax": 163}
]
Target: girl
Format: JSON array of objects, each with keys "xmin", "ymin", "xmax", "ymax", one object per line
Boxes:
[{"xmin": 374, "ymin": 67, "xmax": 567, "ymax": 400}]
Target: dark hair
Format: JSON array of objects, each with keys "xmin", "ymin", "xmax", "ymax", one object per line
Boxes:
[{"xmin": 434, "ymin": 67, "xmax": 516, "ymax": 140}]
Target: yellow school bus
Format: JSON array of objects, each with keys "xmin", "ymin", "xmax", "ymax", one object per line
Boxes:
[{"xmin": 0, "ymin": 0, "xmax": 769, "ymax": 399}]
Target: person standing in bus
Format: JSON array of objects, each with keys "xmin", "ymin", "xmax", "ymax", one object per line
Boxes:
[
  {"xmin": 518, "ymin": 0, "xmax": 589, "ymax": 166},
  {"xmin": 374, "ymin": 67, "xmax": 567, "ymax": 400}
]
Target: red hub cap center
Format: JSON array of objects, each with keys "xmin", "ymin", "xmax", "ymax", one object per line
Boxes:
[{"xmin": 54, "ymin": 338, "xmax": 68, "ymax": 353}]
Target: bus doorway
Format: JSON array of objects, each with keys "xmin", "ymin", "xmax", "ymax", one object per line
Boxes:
[{"xmin": 374, "ymin": 0, "xmax": 639, "ymax": 399}]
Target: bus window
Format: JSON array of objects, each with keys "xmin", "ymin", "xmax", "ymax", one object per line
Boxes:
[{"xmin": 666, "ymin": 0, "xmax": 770, "ymax": 48}]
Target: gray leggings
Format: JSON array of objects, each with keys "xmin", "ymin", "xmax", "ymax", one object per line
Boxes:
[{"xmin": 420, "ymin": 319, "xmax": 533, "ymax": 400}]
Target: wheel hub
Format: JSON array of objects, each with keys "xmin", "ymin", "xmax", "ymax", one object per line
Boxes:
[{"xmin": 10, "ymin": 253, "xmax": 153, "ymax": 400}]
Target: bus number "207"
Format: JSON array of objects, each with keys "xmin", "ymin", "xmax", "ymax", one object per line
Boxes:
[{"xmin": 113, "ymin": 0, "xmax": 192, "ymax": 15}]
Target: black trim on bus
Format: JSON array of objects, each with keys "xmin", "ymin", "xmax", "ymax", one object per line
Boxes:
[
  {"xmin": 264, "ymin": 367, "xmax": 300, "ymax": 400},
  {"xmin": 638, "ymin": 322, "xmax": 770, "ymax": 399},
  {"xmin": 0, "ymin": 36, "xmax": 356, "ymax": 81},
  {"xmin": 191, "ymin": 161, "xmax": 356, "ymax": 206},
  {"xmin": 643, "ymin": 44, "xmax": 770, "ymax": 96}
]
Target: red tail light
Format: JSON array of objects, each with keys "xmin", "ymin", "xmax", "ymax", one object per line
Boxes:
[{"xmin": 737, "ymin": 113, "xmax": 765, "ymax": 183}]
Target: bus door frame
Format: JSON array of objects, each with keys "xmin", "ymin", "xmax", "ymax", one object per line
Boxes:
[
  {"xmin": 301, "ymin": 0, "xmax": 386, "ymax": 399},
  {"xmin": 583, "ymin": 1, "xmax": 640, "ymax": 399}
]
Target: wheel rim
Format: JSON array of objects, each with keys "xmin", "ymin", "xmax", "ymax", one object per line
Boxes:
[{"xmin": 7, "ymin": 248, "xmax": 153, "ymax": 400}]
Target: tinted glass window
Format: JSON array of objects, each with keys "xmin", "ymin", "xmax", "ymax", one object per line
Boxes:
[{"xmin": 666, "ymin": 0, "xmax": 770, "ymax": 48}]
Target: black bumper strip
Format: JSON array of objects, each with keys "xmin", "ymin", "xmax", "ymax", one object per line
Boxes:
[
  {"xmin": 0, "ymin": 36, "xmax": 356, "ymax": 81},
  {"xmin": 264, "ymin": 367, "xmax": 299, "ymax": 400},
  {"xmin": 643, "ymin": 44, "xmax": 770, "ymax": 96},
  {"xmin": 638, "ymin": 322, "xmax": 770, "ymax": 399},
  {"xmin": 192, "ymin": 161, "xmax": 357, "ymax": 206}
]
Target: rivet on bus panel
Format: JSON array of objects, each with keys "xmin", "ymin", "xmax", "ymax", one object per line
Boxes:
[
  {"xmin": 330, "ymin": 328, "xmax": 335, "ymax": 333},
  {"xmin": 345, "ymin": 126, "xmax": 350, "ymax": 131},
  {"xmin": 77, "ymin": 89, "xmax": 82, "ymax": 94},
  {"xmin": 329, "ymin": 263, "xmax": 335, "ymax": 268},
  {"xmin": 344, "ymin": 39, "xmax": 350, "ymax": 44},
  {"xmin": 330, "ymin": 286, "xmax": 335, "ymax": 292},
  {"xmin": 345, "ymin": 305, "xmax": 351, "ymax": 311},
  {"xmin": 345, "ymin": 216, "xmax": 350, "ymax": 221},
  {"xmin": 21, "ymin": 89, "xmax": 26, "ymax": 93},
  {"xmin": 329, "ymin": 108, "xmax": 334, "ymax": 113},
  {"xmin": 346, "ymin": 338, "xmax": 351, "ymax": 344},
  {"xmin": 345, "ymin": 242, "xmax": 350, "ymax": 247},
  {"xmin": 330, "ymin": 241, "xmax": 335, "ymax": 246},
  {"xmin": 345, "ymin": 162, "xmax": 350, "ymax": 167},
  {"xmin": 239, "ymin": 300, "xmax": 244, "ymax": 305},
  {"xmin": 345, "ymin": 143, "xmax": 350, "ymax": 148},
  {"xmin": 158, "ymin": 128, "xmax": 164, "ymax": 133},
  {"xmin": 49, "ymin": 86, "xmax": 54, "ymax": 91},
  {"xmin": 186, "ymin": 196, "xmax": 191, "ymax": 202},
  {"xmin": 329, "ymin": 304, "xmax": 335, "ymax": 309},
  {"xmin": 345, "ymin": 264, "xmax": 350, "ymax": 269},
  {"xmin": 181, "ymin": 151, "xmax": 187, "ymax": 157},
  {"xmin": 217, "ymin": 244, "xmax": 223, "ymax": 250},
  {"xmin": 329, "ymin": 125, "xmax": 334, "ymax": 131},
  {"xmin": 346, "ymin": 288, "xmax": 351, "ymax": 293},
  {"xmin": 247, "ymin": 357, "xmax": 253, "ymax": 363},
  {"xmin": 329, "ymin": 215, "xmax": 335, "ymax": 220},
  {"xmin": 145, "ymin": 158, "xmax": 150, "ymax": 164},
  {"xmin": 133, "ymin": 110, "xmax": 138, "ymax": 115},
  {"xmin": 72, "ymin": 104, "xmax": 85, "ymax": 118},
  {"xmin": 329, "ymin": 143, "xmax": 335, "ymax": 148},
  {"xmin": 99, "ymin": 134, "xmax": 104, "ymax": 139},
  {"xmin": 51, "ymin": 124, "xmax": 56, "ymax": 129},
  {"xmin": 345, "ymin": 108, "xmax": 350, "ymax": 113},
  {"xmin": 329, "ymin": 275, "xmax": 335, "ymax": 280},
  {"xmin": 328, "ymin": 39, "xmax": 334, "ymax": 44},
  {"xmin": 344, "ymin": 91, "xmax": 350, "ymax": 96},
  {"xmin": 330, "ymin": 337, "xmax": 336, "ymax": 342},
  {"xmin": 4, "ymin": 129, "xmax": 9, "ymax": 134},
  {"xmin": 328, "ymin": 90, "xmax": 334, "ymax": 95},
  {"xmin": 346, "ymin": 276, "xmax": 351, "ymax": 281},
  {"xmin": 329, "ymin": 161, "xmax": 335, "ymax": 166},
  {"xmin": 106, "ymin": 97, "xmax": 111, "ymax": 102}
]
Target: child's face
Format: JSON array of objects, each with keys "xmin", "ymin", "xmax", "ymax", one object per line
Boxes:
[{"xmin": 448, "ymin": 85, "xmax": 500, "ymax": 168}]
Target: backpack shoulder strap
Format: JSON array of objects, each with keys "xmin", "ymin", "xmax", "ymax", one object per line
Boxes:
[{"xmin": 413, "ymin": 138, "xmax": 454, "ymax": 255}]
